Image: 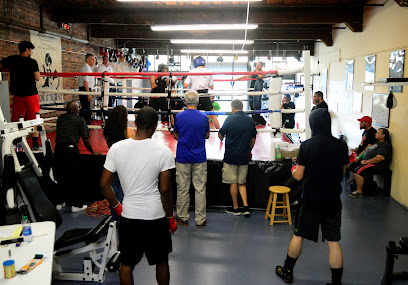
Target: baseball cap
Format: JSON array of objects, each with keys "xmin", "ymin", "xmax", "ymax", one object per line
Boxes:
[{"xmin": 357, "ymin": 116, "xmax": 372, "ymax": 123}]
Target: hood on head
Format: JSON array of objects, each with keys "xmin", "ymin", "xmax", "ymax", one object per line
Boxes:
[{"xmin": 309, "ymin": 108, "xmax": 331, "ymax": 136}]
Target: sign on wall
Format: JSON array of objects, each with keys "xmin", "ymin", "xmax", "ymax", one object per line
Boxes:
[
  {"xmin": 345, "ymin": 59, "xmax": 354, "ymax": 90},
  {"xmin": 365, "ymin": 55, "xmax": 376, "ymax": 91},
  {"xmin": 30, "ymin": 31, "xmax": 63, "ymax": 107}
]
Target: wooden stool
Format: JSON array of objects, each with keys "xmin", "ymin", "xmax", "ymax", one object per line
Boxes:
[{"xmin": 265, "ymin": 186, "xmax": 292, "ymax": 226}]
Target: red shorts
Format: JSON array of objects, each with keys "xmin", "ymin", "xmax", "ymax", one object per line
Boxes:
[{"xmin": 11, "ymin": 94, "xmax": 40, "ymax": 122}]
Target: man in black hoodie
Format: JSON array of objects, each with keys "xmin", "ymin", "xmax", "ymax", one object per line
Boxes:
[{"xmin": 276, "ymin": 109, "xmax": 348, "ymax": 285}]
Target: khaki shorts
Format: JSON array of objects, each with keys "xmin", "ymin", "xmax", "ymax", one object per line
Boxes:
[{"xmin": 222, "ymin": 162, "xmax": 248, "ymax": 184}]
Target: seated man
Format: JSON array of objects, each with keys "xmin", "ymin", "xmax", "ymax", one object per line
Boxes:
[{"xmin": 349, "ymin": 128, "xmax": 392, "ymax": 198}]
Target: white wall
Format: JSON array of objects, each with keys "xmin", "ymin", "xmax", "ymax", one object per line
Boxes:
[{"xmin": 313, "ymin": 0, "xmax": 408, "ymax": 207}]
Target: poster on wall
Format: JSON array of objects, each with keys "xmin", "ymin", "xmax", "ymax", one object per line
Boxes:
[
  {"xmin": 30, "ymin": 31, "xmax": 63, "ymax": 107},
  {"xmin": 365, "ymin": 55, "xmax": 376, "ymax": 91},
  {"xmin": 372, "ymin": 93, "xmax": 390, "ymax": 128},
  {"xmin": 321, "ymin": 68, "xmax": 328, "ymax": 96},
  {"xmin": 345, "ymin": 59, "xmax": 354, "ymax": 90},
  {"xmin": 389, "ymin": 50, "xmax": 405, "ymax": 93}
]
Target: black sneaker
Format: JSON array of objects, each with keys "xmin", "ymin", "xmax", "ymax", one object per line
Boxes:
[
  {"xmin": 175, "ymin": 216, "xmax": 188, "ymax": 226},
  {"xmin": 225, "ymin": 207, "xmax": 241, "ymax": 216},
  {"xmin": 196, "ymin": 220, "xmax": 207, "ymax": 228},
  {"xmin": 240, "ymin": 206, "xmax": 251, "ymax": 217},
  {"xmin": 276, "ymin": 266, "xmax": 293, "ymax": 283}
]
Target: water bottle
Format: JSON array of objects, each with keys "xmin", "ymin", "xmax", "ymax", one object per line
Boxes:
[
  {"xmin": 276, "ymin": 144, "xmax": 282, "ymax": 161},
  {"xmin": 22, "ymin": 216, "xmax": 33, "ymax": 242}
]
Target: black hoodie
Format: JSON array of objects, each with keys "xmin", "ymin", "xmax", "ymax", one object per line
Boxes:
[{"xmin": 297, "ymin": 109, "xmax": 349, "ymax": 210}]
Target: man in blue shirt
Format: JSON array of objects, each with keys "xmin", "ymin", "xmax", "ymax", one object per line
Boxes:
[
  {"xmin": 174, "ymin": 91, "xmax": 210, "ymax": 227},
  {"xmin": 219, "ymin": 99, "xmax": 257, "ymax": 217}
]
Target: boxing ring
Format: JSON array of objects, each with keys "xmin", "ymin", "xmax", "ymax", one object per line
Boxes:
[{"xmin": 34, "ymin": 51, "xmax": 312, "ymax": 208}]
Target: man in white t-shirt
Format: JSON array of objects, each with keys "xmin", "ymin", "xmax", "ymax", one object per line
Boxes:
[
  {"xmin": 184, "ymin": 56, "xmax": 220, "ymax": 129},
  {"xmin": 101, "ymin": 107, "xmax": 177, "ymax": 285},
  {"xmin": 96, "ymin": 55, "xmax": 116, "ymax": 107},
  {"xmin": 78, "ymin": 53, "xmax": 95, "ymax": 125}
]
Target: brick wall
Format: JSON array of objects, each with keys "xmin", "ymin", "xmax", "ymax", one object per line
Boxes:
[{"xmin": 0, "ymin": 0, "xmax": 142, "ymax": 123}]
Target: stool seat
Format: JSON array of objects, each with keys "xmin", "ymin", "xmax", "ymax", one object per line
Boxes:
[
  {"xmin": 265, "ymin": 186, "xmax": 292, "ymax": 226},
  {"xmin": 269, "ymin": 186, "xmax": 290, "ymax": 194}
]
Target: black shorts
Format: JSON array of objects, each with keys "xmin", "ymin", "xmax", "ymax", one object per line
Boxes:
[
  {"xmin": 119, "ymin": 217, "xmax": 172, "ymax": 267},
  {"xmin": 171, "ymin": 97, "xmax": 184, "ymax": 110},
  {"xmin": 354, "ymin": 163, "xmax": 379, "ymax": 177},
  {"xmin": 198, "ymin": 97, "xmax": 213, "ymax": 111},
  {"xmin": 149, "ymin": 97, "xmax": 168, "ymax": 111},
  {"xmin": 294, "ymin": 205, "xmax": 341, "ymax": 243}
]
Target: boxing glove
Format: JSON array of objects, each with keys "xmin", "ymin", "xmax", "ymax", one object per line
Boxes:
[
  {"xmin": 167, "ymin": 214, "xmax": 177, "ymax": 234},
  {"xmin": 291, "ymin": 165, "xmax": 297, "ymax": 174},
  {"xmin": 113, "ymin": 202, "xmax": 122, "ymax": 217}
]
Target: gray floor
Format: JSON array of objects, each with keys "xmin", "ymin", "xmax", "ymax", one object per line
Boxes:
[{"xmin": 53, "ymin": 186, "xmax": 408, "ymax": 285}]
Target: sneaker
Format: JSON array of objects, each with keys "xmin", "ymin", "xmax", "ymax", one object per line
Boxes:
[
  {"xmin": 349, "ymin": 191, "xmax": 363, "ymax": 198},
  {"xmin": 240, "ymin": 206, "xmax": 251, "ymax": 217},
  {"xmin": 176, "ymin": 216, "xmax": 188, "ymax": 226},
  {"xmin": 276, "ymin": 265, "xmax": 293, "ymax": 283},
  {"xmin": 196, "ymin": 220, "xmax": 207, "ymax": 228},
  {"xmin": 31, "ymin": 145, "xmax": 43, "ymax": 152},
  {"xmin": 56, "ymin": 203, "xmax": 66, "ymax": 211},
  {"xmin": 225, "ymin": 207, "xmax": 241, "ymax": 216},
  {"xmin": 71, "ymin": 205, "xmax": 87, "ymax": 213}
]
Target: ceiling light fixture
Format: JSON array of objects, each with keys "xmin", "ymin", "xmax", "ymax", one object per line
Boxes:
[
  {"xmin": 171, "ymin": 39, "xmax": 254, "ymax": 45},
  {"xmin": 180, "ymin": 49, "xmax": 248, "ymax": 54},
  {"xmin": 151, "ymin": 24, "xmax": 258, "ymax": 31}
]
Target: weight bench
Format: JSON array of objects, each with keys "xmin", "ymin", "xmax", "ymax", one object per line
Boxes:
[
  {"xmin": 381, "ymin": 237, "xmax": 408, "ymax": 284},
  {"xmin": 53, "ymin": 216, "xmax": 120, "ymax": 283}
]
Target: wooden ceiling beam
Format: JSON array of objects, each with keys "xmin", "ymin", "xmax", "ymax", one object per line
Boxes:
[{"xmin": 52, "ymin": 6, "xmax": 362, "ymax": 31}]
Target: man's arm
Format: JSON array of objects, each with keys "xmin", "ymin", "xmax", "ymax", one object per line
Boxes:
[
  {"xmin": 150, "ymin": 76, "xmax": 158, "ymax": 89},
  {"xmin": 83, "ymin": 137, "xmax": 95, "ymax": 155},
  {"xmin": 173, "ymin": 132, "xmax": 179, "ymax": 141},
  {"xmin": 250, "ymin": 138, "xmax": 256, "ymax": 151},
  {"xmin": 100, "ymin": 169, "xmax": 119, "ymax": 207},
  {"xmin": 209, "ymin": 85, "xmax": 214, "ymax": 90},
  {"xmin": 292, "ymin": 165, "xmax": 305, "ymax": 181},
  {"xmin": 159, "ymin": 169, "xmax": 174, "ymax": 217},
  {"xmin": 218, "ymin": 132, "xmax": 224, "ymax": 141},
  {"xmin": 84, "ymin": 81, "xmax": 92, "ymax": 102},
  {"xmin": 361, "ymin": 154, "xmax": 385, "ymax": 165},
  {"xmin": 183, "ymin": 82, "xmax": 189, "ymax": 89},
  {"xmin": 34, "ymin": 71, "xmax": 40, "ymax": 81}
]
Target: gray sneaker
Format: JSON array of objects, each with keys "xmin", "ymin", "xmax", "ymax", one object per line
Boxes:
[{"xmin": 349, "ymin": 191, "xmax": 363, "ymax": 198}]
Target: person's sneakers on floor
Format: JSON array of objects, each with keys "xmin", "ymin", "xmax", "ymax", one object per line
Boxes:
[
  {"xmin": 240, "ymin": 206, "xmax": 250, "ymax": 217},
  {"xmin": 349, "ymin": 191, "xmax": 363, "ymax": 198},
  {"xmin": 31, "ymin": 145, "xmax": 43, "ymax": 152},
  {"xmin": 176, "ymin": 216, "xmax": 188, "ymax": 226},
  {"xmin": 276, "ymin": 266, "xmax": 293, "ymax": 283},
  {"xmin": 225, "ymin": 207, "xmax": 241, "ymax": 216},
  {"xmin": 56, "ymin": 203, "xmax": 66, "ymax": 211},
  {"xmin": 71, "ymin": 205, "xmax": 87, "ymax": 213},
  {"xmin": 196, "ymin": 220, "xmax": 207, "ymax": 228}
]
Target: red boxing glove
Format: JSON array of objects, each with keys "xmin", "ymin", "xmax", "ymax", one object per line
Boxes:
[
  {"xmin": 291, "ymin": 165, "xmax": 297, "ymax": 174},
  {"xmin": 167, "ymin": 215, "xmax": 177, "ymax": 234},
  {"xmin": 113, "ymin": 202, "xmax": 122, "ymax": 217}
]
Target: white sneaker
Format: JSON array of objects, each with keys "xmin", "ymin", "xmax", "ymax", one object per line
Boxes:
[
  {"xmin": 71, "ymin": 205, "xmax": 87, "ymax": 213},
  {"xmin": 56, "ymin": 203, "xmax": 66, "ymax": 211}
]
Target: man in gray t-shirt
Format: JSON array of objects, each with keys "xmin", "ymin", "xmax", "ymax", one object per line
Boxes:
[{"xmin": 349, "ymin": 128, "xmax": 392, "ymax": 198}]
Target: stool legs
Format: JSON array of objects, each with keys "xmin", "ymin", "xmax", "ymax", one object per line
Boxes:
[
  {"xmin": 265, "ymin": 193, "xmax": 273, "ymax": 219},
  {"xmin": 270, "ymin": 193, "xmax": 277, "ymax": 226}
]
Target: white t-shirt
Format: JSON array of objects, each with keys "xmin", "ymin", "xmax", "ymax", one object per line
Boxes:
[
  {"xmin": 104, "ymin": 138, "xmax": 175, "ymax": 220},
  {"xmin": 96, "ymin": 64, "xmax": 114, "ymax": 84},
  {"xmin": 185, "ymin": 67, "xmax": 213, "ymax": 91},
  {"xmin": 79, "ymin": 63, "xmax": 95, "ymax": 88}
]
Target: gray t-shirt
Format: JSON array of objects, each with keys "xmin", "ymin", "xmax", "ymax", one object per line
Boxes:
[{"xmin": 363, "ymin": 140, "xmax": 392, "ymax": 169}]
